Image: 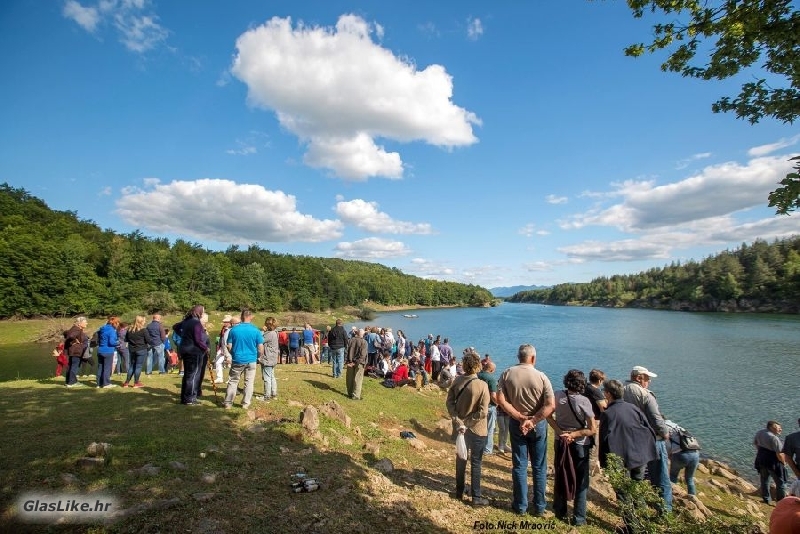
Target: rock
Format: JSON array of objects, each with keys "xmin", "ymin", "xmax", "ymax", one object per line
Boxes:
[
  {"xmin": 76, "ymin": 457, "xmax": 105, "ymax": 470},
  {"xmin": 168, "ymin": 461, "xmax": 187, "ymax": 471},
  {"xmin": 339, "ymin": 435, "xmax": 354, "ymax": 446},
  {"xmin": 192, "ymin": 492, "xmax": 216, "ymax": 502},
  {"xmin": 696, "ymin": 463, "xmax": 710, "ymax": 474},
  {"xmin": 61, "ymin": 473, "xmax": 79, "ymax": 484},
  {"xmin": 728, "ymin": 478, "xmax": 758, "ymax": 494},
  {"xmin": 288, "ymin": 400, "xmax": 304, "ymax": 408},
  {"xmin": 279, "ymin": 446, "xmax": 291, "ymax": 454},
  {"xmin": 319, "ymin": 400, "xmax": 351, "ymax": 428},
  {"xmin": 300, "ymin": 405, "xmax": 320, "ymax": 433},
  {"xmin": 128, "ymin": 464, "xmax": 161, "ymax": 477},
  {"xmin": 707, "ymin": 478, "xmax": 730, "ymax": 492},
  {"xmin": 363, "ymin": 443, "xmax": 380, "ymax": 455},
  {"xmin": 405, "ymin": 438, "xmax": 427, "ymax": 450},
  {"xmin": 201, "ymin": 473, "xmax": 217, "ymax": 484},
  {"xmin": 353, "ymin": 426, "xmax": 362, "ymax": 437},
  {"xmin": 299, "ymin": 448, "xmax": 314, "ymax": 456},
  {"xmin": 373, "ymin": 458, "xmax": 394, "ymax": 474},
  {"xmin": 712, "ymin": 465, "xmax": 738, "ymax": 480},
  {"xmin": 248, "ymin": 424, "xmax": 266, "ymax": 433}
]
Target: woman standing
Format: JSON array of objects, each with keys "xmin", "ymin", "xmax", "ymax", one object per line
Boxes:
[
  {"xmin": 63, "ymin": 317, "xmax": 89, "ymax": 387},
  {"xmin": 115, "ymin": 322, "xmax": 129, "ymax": 376},
  {"xmin": 446, "ymin": 352, "xmax": 490, "ymax": 506},
  {"xmin": 96, "ymin": 316, "xmax": 120, "ymax": 388},
  {"xmin": 123, "ymin": 316, "xmax": 151, "ymax": 388},
  {"xmin": 260, "ymin": 316, "xmax": 279, "ymax": 400},
  {"xmin": 546, "ymin": 369, "xmax": 596, "ymax": 527},
  {"xmin": 174, "ymin": 305, "xmax": 209, "ymax": 405}
]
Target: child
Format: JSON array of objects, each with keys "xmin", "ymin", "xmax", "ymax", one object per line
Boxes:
[{"xmin": 53, "ymin": 342, "xmax": 68, "ymax": 377}]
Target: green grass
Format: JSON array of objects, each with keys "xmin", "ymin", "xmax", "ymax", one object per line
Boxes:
[{"xmin": 0, "ymin": 363, "xmax": 775, "ymax": 534}]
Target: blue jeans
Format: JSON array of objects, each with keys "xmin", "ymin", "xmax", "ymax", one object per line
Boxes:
[
  {"xmin": 261, "ymin": 365, "xmax": 277, "ymax": 398},
  {"xmin": 409, "ymin": 368, "xmax": 429, "ymax": 385},
  {"xmin": 759, "ymin": 465, "xmax": 787, "ymax": 503},
  {"xmin": 66, "ymin": 356, "xmax": 82, "ymax": 385},
  {"xmin": 147, "ymin": 344, "xmax": 165, "ymax": 374},
  {"xmin": 484, "ymin": 404, "xmax": 497, "ymax": 453},
  {"xmin": 332, "ymin": 347, "xmax": 345, "ymax": 378},
  {"xmin": 647, "ymin": 439, "xmax": 673, "ymax": 512},
  {"xmin": 126, "ymin": 348, "xmax": 146, "ymax": 384},
  {"xmin": 510, "ymin": 418, "xmax": 548, "ymax": 515},
  {"xmin": 554, "ymin": 440, "xmax": 590, "ymax": 525},
  {"xmin": 116, "ymin": 350, "xmax": 129, "ymax": 374},
  {"xmin": 96, "ymin": 352, "xmax": 114, "ymax": 387},
  {"xmin": 321, "ymin": 346, "xmax": 330, "ymax": 364},
  {"xmin": 669, "ymin": 449, "xmax": 699, "ymax": 495},
  {"xmin": 455, "ymin": 430, "xmax": 488, "ymax": 498}
]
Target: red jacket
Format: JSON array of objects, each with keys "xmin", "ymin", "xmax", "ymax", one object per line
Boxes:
[{"xmin": 392, "ymin": 364, "xmax": 409, "ymax": 382}]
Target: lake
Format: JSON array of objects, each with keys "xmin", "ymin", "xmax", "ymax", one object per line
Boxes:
[
  {"xmin": 355, "ymin": 302, "xmax": 800, "ymax": 480},
  {"xmin": 3, "ymin": 302, "xmax": 798, "ymax": 479}
]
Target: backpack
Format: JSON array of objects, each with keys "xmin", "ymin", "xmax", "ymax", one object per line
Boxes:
[{"xmin": 677, "ymin": 428, "xmax": 701, "ymax": 451}]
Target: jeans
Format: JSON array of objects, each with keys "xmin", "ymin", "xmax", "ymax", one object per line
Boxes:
[
  {"xmin": 497, "ymin": 413, "xmax": 510, "ymax": 451},
  {"xmin": 332, "ymin": 347, "xmax": 345, "ymax": 378},
  {"xmin": 115, "ymin": 350, "xmax": 129, "ymax": 374},
  {"xmin": 647, "ymin": 439, "xmax": 673, "ymax": 512},
  {"xmin": 553, "ymin": 440, "xmax": 590, "ymax": 525},
  {"xmin": 126, "ymin": 348, "xmax": 146, "ymax": 384},
  {"xmin": 484, "ymin": 404, "xmax": 497, "ymax": 453},
  {"xmin": 669, "ymin": 449, "xmax": 700, "ymax": 496},
  {"xmin": 455, "ymin": 430, "xmax": 488, "ymax": 498},
  {"xmin": 66, "ymin": 356, "xmax": 82, "ymax": 385},
  {"xmin": 96, "ymin": 352, "xmax": 114, "ymax": 387},
  {"xmin": 510, "ymin": 418, "xmax": 548, "ymax": 515},
  {"xmin": 261, "ymin": 365, "xmax": 277, "ymax": 398},
  {"xmin": 759, "ymin": 465, "xmax": 788, "ymax": 503},
  {"xmin": 225, "ymin": 362, "xmax": 257, "ymax": 407},
  {"xmin": 409, "ymin": 368, "xmax": 429, "ymax": 385},
  {"xmin": 321, "ymin": 346, "xmax": 330, "ymax": 364},
  {"xmin": 147, "ymin": 344, "xmax": 165, "ymax": 374}
]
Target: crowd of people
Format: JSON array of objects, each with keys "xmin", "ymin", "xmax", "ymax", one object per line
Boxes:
[{"xmin": 56, "ymin": 311, "xmax": 799, "ymax": 531}]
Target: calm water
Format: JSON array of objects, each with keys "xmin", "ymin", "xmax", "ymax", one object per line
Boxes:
[
  {"xmin": 355, "ymin": 303, "xmax": 800, "ymax": 479},
  {"xmin": 3, "ymin": 303, "xmax": 798, "ymax": 478}
]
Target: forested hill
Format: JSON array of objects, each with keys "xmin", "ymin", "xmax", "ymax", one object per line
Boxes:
[
  {"xmin": 0, "ymin": 184, "xmax": 493, "ymax": 318},
  {"xmin": 508, "ymin": 237, "xmax": 800, "ymax": 313}
]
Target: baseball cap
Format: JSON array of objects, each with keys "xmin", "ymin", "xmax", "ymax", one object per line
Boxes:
[{"xmin": 632, "ymin": 365, "xmax": 657, "ymax": 378}]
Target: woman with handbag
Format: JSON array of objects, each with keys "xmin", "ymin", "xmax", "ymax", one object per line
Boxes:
[{"xmin": 546, "ymin": 369, "xmax": 597, "ymax": 527}]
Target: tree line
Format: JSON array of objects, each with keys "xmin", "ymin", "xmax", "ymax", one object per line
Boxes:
[
  {"xmin": 0, "ymin": 184, "xmax": 494, "ymax": 318},
  {"xmin": 508, "ymin": 237, "xmax": 800, "ymax": 312}
]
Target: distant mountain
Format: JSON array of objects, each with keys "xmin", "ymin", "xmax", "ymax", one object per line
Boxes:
[{"xmin": 490, "ymin": 285, "xmax": 548, "ymax": 298}]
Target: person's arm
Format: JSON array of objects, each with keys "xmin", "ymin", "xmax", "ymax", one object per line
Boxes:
[{"xmin": 642, "ymin": 392, "xmax": 669, "ymax": 440}]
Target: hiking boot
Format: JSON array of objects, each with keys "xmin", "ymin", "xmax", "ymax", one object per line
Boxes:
[{"xmin": 472, "ymin": 497, "xmax": 490, "ymax": 507}]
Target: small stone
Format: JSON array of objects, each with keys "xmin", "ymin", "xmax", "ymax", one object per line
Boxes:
[
  {"xmin": 201, "ymin": 473, "xmax": 217, "ymax": 484},
  {"xmin": 168, "ymin": 461, "xmax": 187, "ymax": 471},
  {"xmin": 405, "ymin": 438, "xmax": 427, "ymax": 450},
  {"xmin": 373, "ymin": 458, "xmax": 394, "ymax": 474},
  {"xmin": 300, "ymin": 406, "xmax": 320, "ymax": 433},
  {"xmin": 363, "ymin": 443, "xmax": 380, "ymax": 455},
  {"xmin": 61, "ymin": 473, "xmax": 79, "ymax": 484},
  {"xmin": 192, "ymin": 492, "xmax": 216, "ymax": 502},
  {"xmin": 199, "ymin": 452, "xmax": 207, "ymax": 459},
  {"xmin": 76, "ymin": 457, "xmax": 105, "ymax": 470}
]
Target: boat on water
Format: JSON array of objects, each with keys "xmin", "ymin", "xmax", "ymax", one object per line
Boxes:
[{"xmin": 401, "ymin": 314, "xmax": 419, "ymax": 318}]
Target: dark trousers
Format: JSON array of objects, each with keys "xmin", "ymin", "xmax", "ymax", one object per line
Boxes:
[
  {"xmin": 431, "ymin": 360, "xmax": 443, "ymax": 381},
  {"xmin": 455, "ymin": 430, "xmax": 488, "ymax": 498},
  {"xmin": 181, "ymin": 353, "xmax": 204, "ymax": 403},
  {"xmin": 553, "ymin": 440, "xmax": 591, "ymax": 525},
  {"xmin": 97, "ymin": 352, "xmax": 114, "ymax": 387},
  {"xmin": 126, "ymin": 348, "xmax": 146, "ymax": 384},
  {"xmin": 66, "ymin": 356, "xmax": 82, "ymax": 385}
]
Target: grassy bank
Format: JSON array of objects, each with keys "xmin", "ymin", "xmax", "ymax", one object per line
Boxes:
[{"xmin": 0, "ymin": 360, "xmax": 773, "ymax": 534}]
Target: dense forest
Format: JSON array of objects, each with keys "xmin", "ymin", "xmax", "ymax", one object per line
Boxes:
[
  {"xmin": 508, "ymin": 237, "xmax": 800, "ymax": 313},
  {"xmin": 0, "ymin": 184, "xmax": 494, "ymax": 318}
]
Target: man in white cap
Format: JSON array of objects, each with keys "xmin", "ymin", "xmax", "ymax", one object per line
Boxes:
[{"xmin": 623, "ymin": 365, "xmax": 672, "ymax": 512}]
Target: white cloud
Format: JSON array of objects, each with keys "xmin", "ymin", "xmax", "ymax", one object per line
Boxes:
[
  {"xmin": 675, "ymin": 151, "xmax": 712, "ymax": 170},
  {"xmin": 524, "ymin": 261, "xmax": 556, "ymax": 272},
  {"xmin": 63, "ymin": 1, "xmax": 100, "ymax": 32},
  {"xmin": 518, "ymin": 223, "xmax": 536, "ymax": 237},
  {"xmin": 563, "ymin": 156, "xmax": 795, "ymax": 231},
  {"xmin": 334, "ymin": 237, "xmax": 411, "ymax": 259},
  {"xmin": 335, "ymin": 199, "xmax": 432, "ymax": 234},
  {"xmin": 467, "ymin": 17, "xmax": 484, "ymax": 40},
  {"xmin": 62, "ymin": 0, "xmax": 168, "ymax": 53},
  {"xmin": 748, "ymin": 135, "xmax": 800, "ymax": 157},
  {"xmin": 230, "ymin": 14, "xmax": 480, "ymax": 180},
  {"xmin": 100, "ymin": 186, "xmax": 112, "ymax": 196},
  {"xmin": 116, "ymin": 178, "xmax": 342, "ymax": 243},
  {"xmin": 418, "ymin": 22, "xmax": 439, "ymax": 38},
  {"xmin": 536, "ymin": 230, "xmax": 550, "ymax": 236},
  {"xmin": 558, "ymin": 240, "xmax": 672, "ymax": 262},
  {"xmin": 546, "ymin": 194, "xmax": 568, "ymax": 204}
]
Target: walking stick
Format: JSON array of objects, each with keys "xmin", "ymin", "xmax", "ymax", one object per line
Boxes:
[{"xmin": 206, "ymin": 351, "xmax": 218, "ymax": 400}]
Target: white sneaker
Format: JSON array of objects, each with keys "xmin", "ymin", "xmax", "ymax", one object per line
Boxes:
[{"xmin": 214, "ymin": 379, "xmax": 224, "ymax": 384}]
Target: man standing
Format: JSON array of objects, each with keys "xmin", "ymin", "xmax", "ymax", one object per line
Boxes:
[
  {"xmin": 145, "ymin": 314, "xmax": 167, "ymax": 375},
  {"xmin": 327, "ymin": 319, "xmax": 348, "ymax": 378},
  {"xmin": 754, "ymin": 420, "xmax": 788, "ymax": 504},
  {"xmin": 783, "ymin": 418, "xmax": 800, "ymax": 480},
  {"xmin": 623, "ymin": 365, "xmax": 672, "ymax": 512},
  {"xmin": 477, "ymin": 356, "xmax": 498, "ymax": 455},
  {"xmin": 439, "ymin": 338, "xmax": 453, "ymax": 365},
  {"xmin": 497, "ymin": 344, "xmax": 555, "ymax": 516},
  {"xmin": 223, "ymin": 309, "xmax": 263, "ymax": 409},
  {"xmin": 345, "ymin": 328, "xmax": 368, "ymax": 400},
  {"xmin": 259, "ymin": 316, "xmax": 279, "ymax": 401}
]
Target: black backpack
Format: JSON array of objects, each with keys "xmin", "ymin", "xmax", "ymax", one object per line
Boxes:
[{"xmin": 677, "ymin": 428, "xmax": 701, "ymax": 451}]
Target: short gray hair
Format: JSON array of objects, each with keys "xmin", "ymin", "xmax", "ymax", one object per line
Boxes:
[
  {"xmin": 517, "ymin": 344, "xmax": 536, "ymax": 362},
  {"xmin": 603, "ymin": 379, "xmax": 624, "ymax": 400}
]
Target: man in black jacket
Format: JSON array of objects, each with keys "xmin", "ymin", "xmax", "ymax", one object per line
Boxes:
[{"xmin": 327, "ymin": 319, "xmax": 348, "ymax": 378}]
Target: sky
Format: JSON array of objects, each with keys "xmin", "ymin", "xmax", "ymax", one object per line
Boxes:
[{"xmin": 1, "ymin": 1, "xmax": 799, "ymax": 289}]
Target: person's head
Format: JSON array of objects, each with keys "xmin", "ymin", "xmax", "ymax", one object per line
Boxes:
[
  {"xmin": 118, "ymin": 321, "xmax": 128, "ymax": 330},
  {"xmin": 336, "ymin": 319, "xmax": 343, "ymax": 326},
  {"xmin": 189, "ymin": 305, "xmax": 204, "ymax": 319},
  {"xmin": 589, "ymin": 369, "xmax": 606, "ymax": 384},
  {"xmin": 603, "ymin": 379, "xmax": 624, "ymax": 401},
  {"xmin": 462, "ymin": 352, "xmax": 481, "ymax": 375},
  {"xmin": 222, "ymin": 314, "xmax": 233, "ymax": 326},
  {"xmin": 443, "ymin": 338, "xmax": 449, "ymax": 344},
  {"xmin": 230, "ymin": 316, "xmax": 241, "ymax": 325},
  {"xmin": 107, "ymin": 316, "xmax": 120, "ymax": 328},
  {"xmin": 264, "ymin": 317, "xmax": 277, "ymax": 331},
  {"xmin": 240, "ymin": 309, "xmax": 254, "ymax": 323},
  {"xmin": 357, "ymin": 328, "xmax": 365, "ymax": 338},
  {"xmin": 152, "ymin": 313, "xmax": 162, "ymax": 322},
  {"xmin": 74, "ymin": 316, "xmax": 88, "ymax": 329},
  {"xmin": 326, "ymin": 325, "xmax": 331, "ymax": 332},
  {"xmin": 630, "ymin": 365, "xmax": 657, "ymax": 387},
  {"xmin": 132, "ymin": 315, "xmax": 146, "ymax": 331},
  {"xmin": 200, "ymin": 313, "xmax": 209, "ymax": 325},
  {"xmin": 517, "ymin": 344, "xmax": 536, "ymax": 364},
  {"xmin": 767, "ymin": 420, "xmax": 783, "ymax": 435},
  {"xmin": 563, "ymin": 369, "xmax": 587, "ymax": 394}
]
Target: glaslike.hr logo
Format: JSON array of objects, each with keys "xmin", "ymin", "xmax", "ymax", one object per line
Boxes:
[{"xmin": 16, "ymin": 493, "xmax": 118, "ymax": 523}]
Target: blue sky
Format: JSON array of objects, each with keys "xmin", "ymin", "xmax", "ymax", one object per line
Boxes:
[{"xmin": 1, "ymin": 1, "xmax": 798, "ymax": 288}]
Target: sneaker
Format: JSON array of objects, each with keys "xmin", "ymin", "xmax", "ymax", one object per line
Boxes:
[
  {"xmin": 242, "ymin": 403, "xmax": 250, "ymax": 409},
  {"xmin": 102, "ymin": 384, "xmax": 117, "ymax": 389},
  {"xmin": 178, "ymin": 372, "xmax": 184, "ymax": 376},
  {"xmin": 214, "ymin": 379, "xmax": 224, "ymax": 384},
  {"xmin": 223, "ymin": 404, "xmax": 232, "ymax": 410},
  {"xmin": 66, "ymin": 382, "xmax": 84, "ymax": 388},
  {"xmin": 133, "ymin": 382, "xmax": 144, "ymax": 388},
  {"xmin": 254, "ymin": 395, "xmax": 265, "ymax": 401},
  {"xmin": 472, "ymin": 497, "xmax": 490, "ymax": 507},
  {"xmin": 122, "ymin": 382, "xmax": 129, "ymax": 388}
]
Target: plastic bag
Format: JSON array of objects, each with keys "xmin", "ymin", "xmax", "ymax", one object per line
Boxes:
[{"xmin": 455, "ymin": 432, "xmax": 468, "ymax": 460}]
